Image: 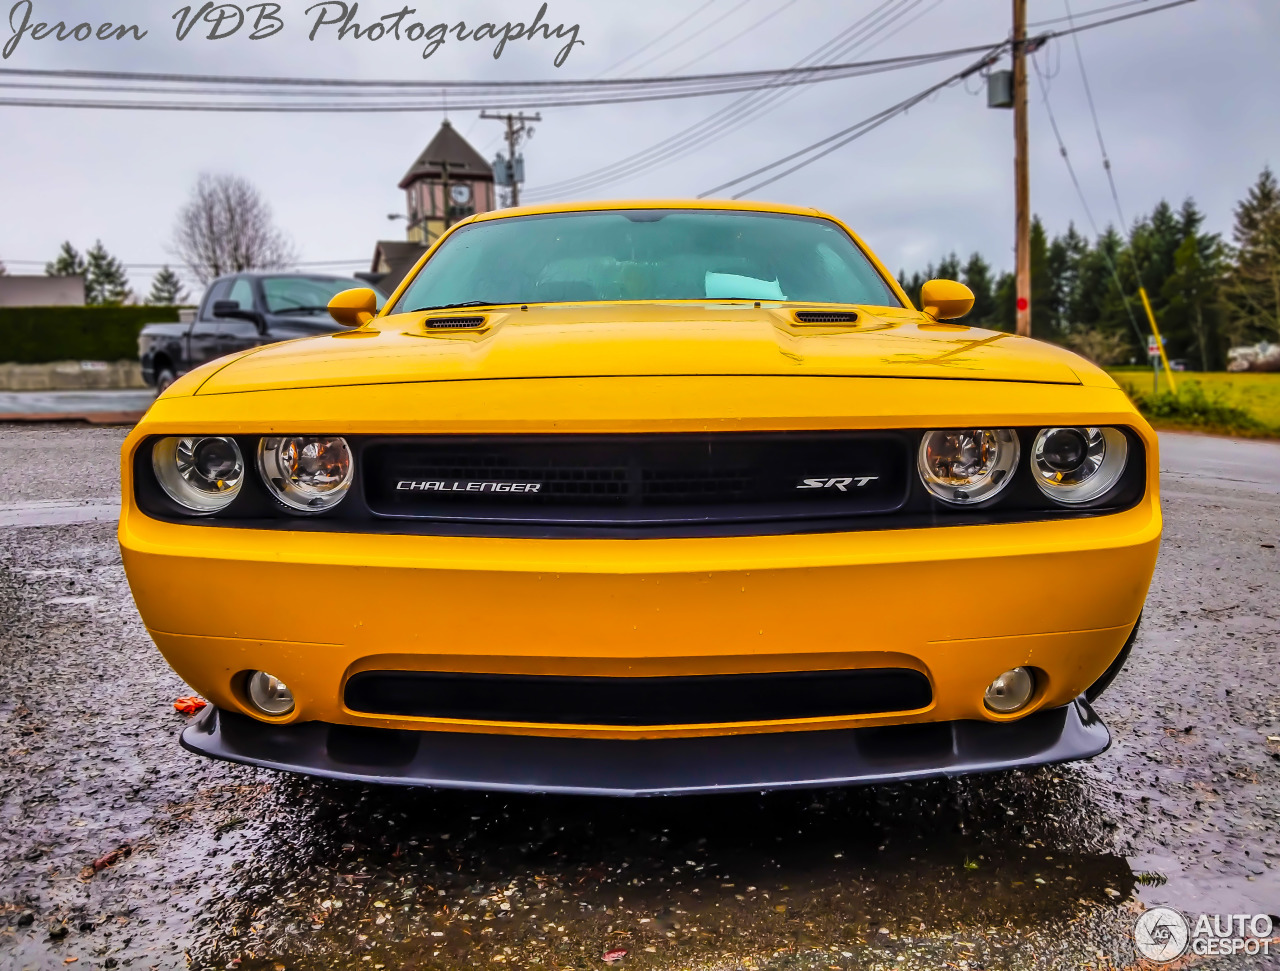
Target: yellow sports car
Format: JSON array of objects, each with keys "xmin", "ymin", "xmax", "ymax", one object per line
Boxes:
[{"xmin": 119, "ymin": 200, "xmax": 1159, "ymax": 795}]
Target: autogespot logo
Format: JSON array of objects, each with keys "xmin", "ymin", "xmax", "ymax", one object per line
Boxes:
[
  {"xmin": 1134, "ymin": 909, "xmax": 1191, "ymax": 962},
  {"xmin": 1134, "ymin": 909, "xmax": 1274, "ymax": 962}
]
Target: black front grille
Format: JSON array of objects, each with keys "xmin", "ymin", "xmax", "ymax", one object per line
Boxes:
[
  {"xmin": 344, "ymin": 669, "xmax": 933, "ymax": 725},
  {"xmin": 362, "ymin": 432, "xmax": 911, "ymax": 526}
]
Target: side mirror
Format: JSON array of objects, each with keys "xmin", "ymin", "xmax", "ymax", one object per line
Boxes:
[
  {"xmin": 213, "ymin": 300, "xmax": 268, "ymax": 332},
  {"xmin": 328, "ymin": 287, "xmax": 378, "ymax": 328},
  {"xmin": 919, "ymin": 279, "xmax": 975, "ymax": 321}
]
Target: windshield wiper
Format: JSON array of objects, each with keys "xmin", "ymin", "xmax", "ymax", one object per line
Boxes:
[
  {"xmin": 271, "ymin": 305, "xmax": 333, "ymax": 315},
  {"xmin": 416, "ymin": 300, "xmax": 502, "ymax": 311}
]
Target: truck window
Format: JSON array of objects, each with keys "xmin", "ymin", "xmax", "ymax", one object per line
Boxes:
[
  {"xmin": 227, "ymin": 278, "xmax": 255, "ymax": 311},
  {"xmin": 200, "ymin": 280, "xmax": 233, "ymax": 320}
]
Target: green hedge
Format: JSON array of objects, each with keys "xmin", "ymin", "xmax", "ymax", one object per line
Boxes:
[{"xmin": 0, "ymin": 305, "xmax": 187, "ymax": 364}]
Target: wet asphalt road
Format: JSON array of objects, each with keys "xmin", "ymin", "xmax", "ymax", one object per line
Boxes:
[{"xmin": 0, "ymin": 425, "xmax": 1277, "ymax": 971}]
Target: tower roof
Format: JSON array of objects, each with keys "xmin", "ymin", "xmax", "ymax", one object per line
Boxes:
[{"xmin": 399, "ymin": 120, "xmax": 494, "ymax": 188}]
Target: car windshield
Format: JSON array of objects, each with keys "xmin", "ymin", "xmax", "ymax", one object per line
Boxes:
[
  {"xmin": 395, "ymin": 209, "xmax": 901, "ymax": 311},
  {"xmin": 262, "ymin": 276, "xmax": 387, "ymax": 313}
]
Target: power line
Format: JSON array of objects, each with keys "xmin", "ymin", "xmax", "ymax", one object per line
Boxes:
[
  {"xmin": 1028, "ymin": 0, "xmax": 1153, "ymax": 28},
  {"xmin": 2, "ymin": 258, "xmax": 367, "ymax": 269},
  {"xmin": 595, "ymin": 0, "xmax": 721, "ymax": 77},
  {"xmin": 0, "ymin": 0, "xmax": 1188, "ymax": 99},
  {"xmin": 693, "ymin": 0, "xmax": 1197, "ymax": 201},
  {"xmin": 703, "ymin": 47, "xmax": 1001, "ymax": 198},
  {"xmin": 1063, "ymin": 0, "xmax": 1128, "ymax": 230},
  {"xmin": 1029, "ymin": 47, "xmax": 1146, "ymax": 348},
  {"xmin": 1060, "ymin": 0, "xmax": 1178, "ymax": 387},
  {"xmin": 0, "ymin": 43, "xmax": 961, "ymax": 91},
  {"xmin": 662, "ymin": 0, "xmax": 805, "ymax": 77},
  {"xmin": 525, "ymin": 0, "xmax": 924, "ymax": 198},
  {"xmin": 0, "ymin": 43, "xmax": 995, "ymax": 113},
  {"xmin": 527, "ymin": 0, "xmax": 1193, "ymax": 200},
  {"xmin": 525, "ymin": 0, "xmax": 936, "ymax": 200},
  {"xmin": 617, "ymin": 0, "xmax": 758, "ymax": 78}
]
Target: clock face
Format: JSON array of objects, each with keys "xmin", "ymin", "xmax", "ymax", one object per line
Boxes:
[{"xmin": 450, "ymin": 183, "xmax": 473, "ymax": 205}]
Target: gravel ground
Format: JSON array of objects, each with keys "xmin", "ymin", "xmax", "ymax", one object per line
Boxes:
[{"xmin": 0, "ymin": 424, "xmax": 1276, "ymax": 971}]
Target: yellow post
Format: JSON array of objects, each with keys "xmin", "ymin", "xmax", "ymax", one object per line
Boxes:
[{"xmin": 1137, "ymin": 286, "xmax": 1177, "ymax": 394}]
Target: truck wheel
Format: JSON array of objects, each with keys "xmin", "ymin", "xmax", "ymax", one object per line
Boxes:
[
  {"xmin": 1084, "ymin": 612, "xmax": 1141, "ymax": 703},
  {"xmin": 155, "ymin": 367, "xmax": 177, "ymax": 394}
]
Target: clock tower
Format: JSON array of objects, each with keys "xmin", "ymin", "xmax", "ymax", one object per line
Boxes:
[{"xmin": 398, "ymin": 120, "xmax": 497, "ymax": 245}]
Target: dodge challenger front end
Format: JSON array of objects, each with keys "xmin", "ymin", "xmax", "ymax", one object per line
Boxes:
[{"xmin": 119, "ymin": 201, "xmax": 1159, "ymax": 795}]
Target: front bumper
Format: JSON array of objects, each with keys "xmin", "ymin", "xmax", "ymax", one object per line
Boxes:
[
  {"xmin": 182, "ymin": 697, "xmax": 1109, "ymax": 796},
  {"xmin": 122, "ymin": 376, "xmax": 1160, "ymax": 744}
]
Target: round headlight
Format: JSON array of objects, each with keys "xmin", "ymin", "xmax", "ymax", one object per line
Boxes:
[
  {"xmin": 1031, "ymin": 427, "xmax": 1128, "ymax": 503},
  {"xmin": 918, "ymin": 429, "xmax": 1020, "ymax": 505},
  {"xmin": 246, "ymin": 670, "xmax": 295, "ymax": 716},
  {"xmin": 151, "ymin": 436, "xmax": 244, "ymax": 514},
  {"xmin": 258, "ymin": 436, "xmax": 354, "ymax": 513}
]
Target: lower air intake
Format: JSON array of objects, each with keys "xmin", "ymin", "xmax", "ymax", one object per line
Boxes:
[{"xmin": 344, "ymin": 669, "xmax": 933, "ymax": 726}]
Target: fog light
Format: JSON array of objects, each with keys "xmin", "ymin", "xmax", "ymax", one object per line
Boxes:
[
  {"xmin": 246, "ymin": 671, "xmax": 294, "ymax": 716},
  {"xmin": 983, "ymin": 667, "xmax": 1035, "ymax": 714}
]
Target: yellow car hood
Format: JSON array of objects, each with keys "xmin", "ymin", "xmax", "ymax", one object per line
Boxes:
[{"xmin": 194, "ymin": 303, "xmax": 1084, "ymax": 395}]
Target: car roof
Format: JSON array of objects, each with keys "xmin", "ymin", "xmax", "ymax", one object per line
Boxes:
[
  {"xmin": 466, "ymin": 198, "xmax": 828, "ymax": 225},
  {"xmin": 209, "ymin": 272, "xmax": 357, "ymax": 283}
]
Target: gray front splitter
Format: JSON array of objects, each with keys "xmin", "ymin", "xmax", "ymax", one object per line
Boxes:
[{"xmin": 180, "ymin": 699, "xmax": 1109, "ymax": 797}]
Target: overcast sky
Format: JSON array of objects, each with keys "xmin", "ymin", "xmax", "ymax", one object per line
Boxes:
[{"xmin": 0, "ymin": 0, "xmax": 1275, "ymax": 298}]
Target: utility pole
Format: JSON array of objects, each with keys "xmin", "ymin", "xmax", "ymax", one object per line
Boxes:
[
  {"xmin": 481, "ymin": 110, "xmax": 541, "ymax": 207},
  {"xmin": 1013, "ymin": 0, "xmax": 1031, "ymax": 337}
]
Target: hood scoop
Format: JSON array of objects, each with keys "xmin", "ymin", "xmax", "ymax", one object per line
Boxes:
[
  {"xmin": 794, "ymin": 310, "xmax": 860, "ymax": 324},
  {"xmin": 424, "ymin": 315, "xmax": 488, "ymax": 330}
]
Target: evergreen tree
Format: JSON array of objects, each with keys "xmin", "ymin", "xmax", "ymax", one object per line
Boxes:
[
  {"xmin": 147, "ymin": 265, "xmax": 189, "ymax": 306},
  {"xmin": 45, "ymin": 241, "xmax": 86, "ymax": 277},
  {"xmin": 935, "ymin": 251, "xmax": 962, "ymax": 282},
  {"xmin": 962, "ymin": 252, "xmax": 997, "ymax": 325},
  {"xmin": 1129, "ymin": 200, "xmax": 1185, "ymax": 302},
  {"xmin": 897, "ymin": 267, "xmax": 930, "ymax": 308},
  {"xmin": 1073, "ymin": 226, "xmax": 1139, "ymax": 355},
  {"xmin": 1028, "ymin": 217, "xmax": 1054, "ymax": 338},
  {"xmin": 1223, "ymin": 166, "xmax": 1280, "ymax": 344},
  {"xmin": 84, "ymin": 240, "xmax": 131, "ymax": 305},
  {"xmin": 896, "ymin": 192, "xmax": 1242, "ymax": 366},
  {"xmin": 994, "ymin": 270, "xmax": 1016, "ymax": 332},
  {"xmin": 1163, "ymin": 231, "xmax": 1225, "ymax": 370},
  {"xmin": 1047, "ymin": 223, "xmax": 1088, "ymax": 333}
]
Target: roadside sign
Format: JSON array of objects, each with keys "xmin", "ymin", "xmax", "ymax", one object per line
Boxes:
[{"xmin": 1147, "ymin": 335, "xmax": 1161, "ymax": 357}]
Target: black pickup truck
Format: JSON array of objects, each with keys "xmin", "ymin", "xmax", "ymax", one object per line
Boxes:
[{"xmin": 139, "ymin": 273, "xmax": 386, "ymax": 392}]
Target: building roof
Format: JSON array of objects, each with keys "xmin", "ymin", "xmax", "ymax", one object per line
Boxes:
[
  {"xmin": 399, "ymin": 120, "xmax": 494, "ymax": 189},
  {"xmin": 369, "ymin": 240, "xmax": 429, "ymax": 292}
]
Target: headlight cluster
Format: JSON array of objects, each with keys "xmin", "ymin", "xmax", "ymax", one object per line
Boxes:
[
  {"xmin": 152, "ymin": 436, "xmax": 245, "ymax": 513},
  {"xmin": 258, "ymin": 436, "xmax": 354, "ymax": 512},
  {"xmin": 1031, "ymin": 427, "xmax": 1128, "ymax": 503},
  {"xmin": 918, "ymin": 429, "xmax": 1020, "ymax": 504},
  {"xmin": 151, "ymin": 435, "xmax": 353, "ymax": 516},
  {"xmin": 918, "ymin": 426, "xmax": 1129, "ymax": 506}
]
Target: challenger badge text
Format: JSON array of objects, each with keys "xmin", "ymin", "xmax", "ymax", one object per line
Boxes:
[{"xmin": 396, "ymin": 480, "xmax": 544, "ymax": 493}]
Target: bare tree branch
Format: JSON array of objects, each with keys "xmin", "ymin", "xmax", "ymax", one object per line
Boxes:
[{"xmin": 171, "ymin": 173, "xmax": 297, "ymax": 285}]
